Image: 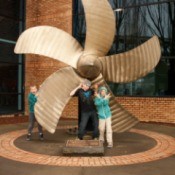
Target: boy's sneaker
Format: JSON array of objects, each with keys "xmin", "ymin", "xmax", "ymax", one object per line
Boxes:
[
  {"xmin": 107, "ymin": 142, "xmax": 113, "ymax": 148},
  {"xmin": 39, "ymin": 133, "xmax": 44, "ymax": 141},
  {"xmin": 26, "ymin": 133, "xmax": 31, "ymax": 141}
]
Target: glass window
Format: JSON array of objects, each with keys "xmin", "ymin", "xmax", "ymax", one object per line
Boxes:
[
  {"xmin": 0, "ymin": 0, "xmax": 25, "ymax": 115},
  {"xmin": 0, "ymin": 63, "xmax": 19, "ymax": 114},
  {"xmin": 0, "ymin": 42, "xmax": 18, "ymax": 63},
  {"xmin": 0, "ymin": 0, "xmax": 21, "ymax": 20},
  {"xmin": 73, "ymin": 0, "xmax": 175, "ymax": 97},
  {"xmin": 0, "ymin": 17, "xmax": 20, "ymax": 41}
]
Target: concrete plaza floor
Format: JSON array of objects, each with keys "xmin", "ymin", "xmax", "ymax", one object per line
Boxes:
[{"xmin": 0, "ymin": 120, "xmax": 175, "ymax": 175}]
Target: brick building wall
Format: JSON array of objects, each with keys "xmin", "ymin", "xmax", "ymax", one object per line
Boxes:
[
  {"xmin": 1, "ymin": 96, "xmax": 175, "ymax": 124},
  {"xmin": 62, "ymin": 97, "xmax": 175, "ymax": 124},
  {"xmin": 1, "ymin": 0, "xmax": 175, "ymax": 126},
  {"xmin": 116, "ymin": 97, "xmax": 175, "ymax": 123},
  {"xmin": 25, "ymin": 0, "xmax": 72, "ymax": 114}
]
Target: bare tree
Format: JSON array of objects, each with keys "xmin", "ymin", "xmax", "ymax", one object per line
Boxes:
[
  {"xmin": 140, "ymin": 1, "xmax": 175, "ymax": 56},
  {"xmin": 140, "ymin": 1, "xmax": 175, "ymax": 94}
]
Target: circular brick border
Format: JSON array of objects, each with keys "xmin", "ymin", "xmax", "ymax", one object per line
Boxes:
[{"xmin": 0, "ymin": 127, "xmax": 175, "ymax": 167}]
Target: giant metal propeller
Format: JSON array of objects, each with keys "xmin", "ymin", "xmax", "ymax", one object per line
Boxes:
[{"xmin": 14, "ymin": 0, "xmax": 161, "ymax": 133}]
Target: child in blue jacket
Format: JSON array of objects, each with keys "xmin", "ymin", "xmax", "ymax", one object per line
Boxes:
[
  {"xmin": 26, "ymin": 85, "xmax": 43, "ymax": 141},
  {"xmin": 94, "ymin": 86, "xmax": 113, "ymax": 148}
]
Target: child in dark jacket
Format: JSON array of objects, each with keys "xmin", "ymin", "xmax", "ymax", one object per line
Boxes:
[
  {"xmin": 70, "ymin": 79, "xmax": 99, "ymax": 140},
  {"xmin": 94, "ymin": 86, "xmax": 113, "ymax": 148}
]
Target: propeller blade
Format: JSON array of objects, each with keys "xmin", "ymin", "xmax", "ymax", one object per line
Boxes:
[
  {"xmin": 35, "ymin": 67, "xmax": 84, "ymax": 133},
  {"xmin": 92, "ymin": 74, "xmax": 139, "ymax": 133},
  {"xmin": 100, "ymin": 36, "xmax": 161, "ymax": 83},
  {"xmin": 82, "ymin": 0, "xmax": 115, "ymax": 56},
  {"xmin": 14, "ymin": 26, "xmax": 83, "ymax": 68}
]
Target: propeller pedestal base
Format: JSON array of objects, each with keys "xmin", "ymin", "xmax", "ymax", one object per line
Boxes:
[{"xmin": 63, "ymin": 139, "xmax": 104, "ymax": 155}]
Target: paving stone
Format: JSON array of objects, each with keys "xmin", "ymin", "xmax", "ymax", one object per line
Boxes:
[{"xmin": 1, "ymin": 125, "xmax": 175, "ymax": 166}]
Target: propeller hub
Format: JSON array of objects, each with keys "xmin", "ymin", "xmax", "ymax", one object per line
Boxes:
[{"xmin": 77, "ymin": 54, "xmax": 102, "ymax": 79}]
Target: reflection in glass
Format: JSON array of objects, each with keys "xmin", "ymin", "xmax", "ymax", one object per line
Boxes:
[{"xmin": 73, "ymin": 0, "xmax": 175, "ymax": 97}]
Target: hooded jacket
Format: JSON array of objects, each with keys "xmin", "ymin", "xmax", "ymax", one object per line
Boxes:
[
  {"xmin": 94, "ymin": 96, "xmax": 111, "ymax": 119},
  {"xmin": 28, "ymin": 93, "xmax": 37, "ymax": 113}
]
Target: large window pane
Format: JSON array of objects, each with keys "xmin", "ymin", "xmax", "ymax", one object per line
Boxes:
[
  {"xmin": 73, "ymin": 0, "xmax": 175, "ymax": 97},
  {"xmin": 0, "ymin": 0, "xmax": 21, "ymax": 20},
  {"xmin": 0, "ymin": 94, "xmax": 19, "ymax": 114},
  {"xmin": 0, "ymin": 17, "xmax": 20, "ymax": 41},
  {"xmin": 0, "ymin": 0, "xmax": 22, "ymax": 41},
  {"xmin": 0, "ymin": 42, "xmax": 18, "ymax": 63},
  {"xmin": 0, "ymin": 63, "xmax": 18, "ymax": 93},
  {"xmin": 0, "ymin": 0, "xmax": 25, "ymax": 115},
  {"xmin": 0, "ymin": 63, "xmax": 20, "ymax": 114}
]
